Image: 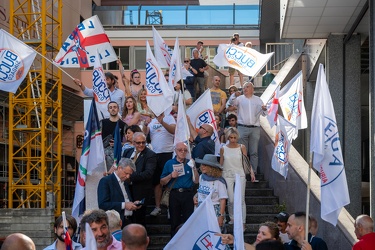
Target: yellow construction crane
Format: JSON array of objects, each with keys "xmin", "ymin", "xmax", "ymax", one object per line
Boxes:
[{"xmin": 8, "ymin": 0, "xmax": 63, "ymax": 216}]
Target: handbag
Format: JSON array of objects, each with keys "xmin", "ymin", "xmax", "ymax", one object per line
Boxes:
[
  {"xmin": 160, "ymin": 178, "xmax": 177, "ymax": 207},
  {"xmin": 240, "ymin": 144, "xmax": 252, "ymax": 175}
]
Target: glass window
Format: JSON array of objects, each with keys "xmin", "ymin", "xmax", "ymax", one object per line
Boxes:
[
  {"xmin": 107, "ymin": 47, "xmax": 130, "ymax": 70},
  {"xmin": 135, "ymin": 47, "xmax": 147, "ymax": 70}
]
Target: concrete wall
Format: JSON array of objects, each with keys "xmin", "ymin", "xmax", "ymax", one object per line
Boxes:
[
  {"xmin": 0, "ymin": 209, "xmax": 54, "ymax": 250},
  {"xmin": 258, "ymin": 116, "xmax": 357, "ymax": 250}
]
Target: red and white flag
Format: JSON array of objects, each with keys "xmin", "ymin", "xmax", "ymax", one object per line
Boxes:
[
  {"xmin": 266, "ymin": 85, "xmax": 280, "ymax": 128},
  {"xmin": 213, "ymin": 44, "xmax": 273, "ymax": 77},
  {"xmin": 271, "ymin": 116, "xmax": 295, "ymax": 179},
  {"xmin": 152, "ymin": 26, "xmax": 173, "ymax": 68},
  {"xmin": 186, "ymin": 90, "xmax": 221, "ymax": 155},
  {"xmin": 145, "ymin": 41, "xmax": 173, "ymax": 117},
  {"xmin": 92, "ymin": 50, "xmax": 110, "ymax": 119},
  {"xmin": 54, "ymin": 15, "xmax": 117, "ymax": 68},
  {"xmin": 310, "ymin": 64, "xmax": 350, "ymax": 226},
  {"xmin": 168, "ymin": 38, "xmax": 182, "ymax": 88},
  {"xmin": 279, "ymin": 71, "xmax": 307, "ymax": 139},
  {"xmin": 0, "ymin": 29, "xmax": 37, "ymax": 93}
]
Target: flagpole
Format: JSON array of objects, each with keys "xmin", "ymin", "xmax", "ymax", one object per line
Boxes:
[{"xmin": 305, "ymin": 152, "xmax": 313, "ymax": 241}]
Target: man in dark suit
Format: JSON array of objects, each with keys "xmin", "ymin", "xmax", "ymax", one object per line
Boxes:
[
  {"xmin": 122, "ymin": 132, "xmax": 157, "ymax": 227},
  {"xmin": 97, "ymin": 158, "xmax": 141, "ymax": 228}
]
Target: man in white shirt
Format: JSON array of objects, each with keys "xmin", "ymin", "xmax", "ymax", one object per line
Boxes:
[{"xmin": 228, "ymin": 82, "xmax": 266, "ymax": 173}]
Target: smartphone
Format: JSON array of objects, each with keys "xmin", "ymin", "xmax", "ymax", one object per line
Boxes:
[{"xmin": 136, "ymin": 198, "xmax": 145, "ymax": 206}]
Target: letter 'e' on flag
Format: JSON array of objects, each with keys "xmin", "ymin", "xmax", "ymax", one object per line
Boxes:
[
  {"xmin": 0, "ymin": 29, "xmax": 37, "ymax": 93},
  {"xmin": 310, "ymin": 63, "xmax": 350, "ymax": 226}
]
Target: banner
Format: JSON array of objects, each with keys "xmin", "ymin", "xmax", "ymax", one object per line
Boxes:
[
  {"xmin": 0, "ymin": 29, "xmax": 37, "ymax": 93},
  {"xmin": 266, "ymin": 85, "xmax": 280, "ymax": 128},
  {"xmin": 279, "ymin": 71, "xmax": 307, "ymax": 139},
  {"xmin": 92, "ymin": 50, "xmax": 110, "ymax": 119},
  {"xmin": 271, "ymin": 116, "xmax": 295, "ymax": 179},
  {"xmin": 213, "ymin": 44, "xmax": 273, "ymax": 77},
  {"xmin": 145, "ymin": 41, "xmax": 173, "ymax": 117},
  {"xmin": 310, "ymin": 64, "xmax": 350, "ymax": 226},
  {"xmin": 54, "ymin": 15, "xmax": 117, "ymax": 68},
  {"xmin": 233, "ymin": 174, "xmax": 244, "ymax": 250},
  {"xmin": 152, "ymin": 26, "xmax": 173, "ymax": 68},
  {"xmin": 72, "ymin": 100, "xmax": 106, "ymax": 223},
  {"xmin": 165, "ymin": 192, "xmax": 227, "ymax": 250},
  {"xmin": 186, "ymin": 89, "xmax": 221, "ymax": 155},
  {"xmin": 168, "ymin": 38, "xmax": 182, "ymax": 88}
]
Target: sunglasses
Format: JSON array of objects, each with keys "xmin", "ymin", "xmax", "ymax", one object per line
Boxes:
[
  {"xmin": 177, "ymin": 148, "xmax": 188, "ymax": 152},
  {"xmin": 199, "ymin": 126, "xmax": 207, "ymax": 132},
  {"xmin": 184, "ymin": 60, "xmax": 190, "ymax": 63},
  {"xmin": 134, "ymin": 141, "xmax": 146, "ymax": 145}
]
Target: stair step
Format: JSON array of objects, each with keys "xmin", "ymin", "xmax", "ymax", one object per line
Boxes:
[
  {"xmin": 246, "ymin": 196, "xmax": 278, "ymax": 205},
  {"xmin": 246, "ymin": 214, "xmax": 279, "ymax": 223},
  {"xmin": 245, "ymin": 188, "xmax": 274, "ymax": 196},
  {"xmin": 148, "ymin": 234, "xmax": 171, "ymax": 245}
]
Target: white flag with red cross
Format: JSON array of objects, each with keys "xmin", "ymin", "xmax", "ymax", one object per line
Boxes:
[{"xmin": 54, "ymin": 15, "xmax": 117, "ymax": 68}]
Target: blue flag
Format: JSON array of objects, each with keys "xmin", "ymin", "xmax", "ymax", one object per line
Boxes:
[
  {"xmin": 72, "ymin": 100, "xmax": 105, "ymax": 223},
  {"xmin": 113, "ymin": 121, "xmax": 122, "ymax": 167}
]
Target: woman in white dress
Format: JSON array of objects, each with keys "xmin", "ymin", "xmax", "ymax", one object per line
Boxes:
[{"xmin": 220, "ymin": 127, "xmax": 255, "ymax": 225}]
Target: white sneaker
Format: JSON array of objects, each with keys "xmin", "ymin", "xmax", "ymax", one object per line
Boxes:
[{"xmin": 150, "ymin": 207, "xmax": 162, "ymax": 216}]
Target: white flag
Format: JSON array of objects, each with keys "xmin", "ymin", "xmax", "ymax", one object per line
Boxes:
[
  {"xmin": 279, "ymin": 71, "xmax": 307, "ymax": 139},
  {"xmin": 174, "ymin": 93, "xmax": 191, "ymax": 145},
  {"xmin": 165, "ymin": 191, "xmax": 227, "ymax": 250},
  {"xmin": 271, "ymin": 116, "xmax": 295, "ymax": 179},
  {"xmin": 0, "ymin": 29, "xmax": 37, "ymax": 93},
  {"xmin": 152, "ymin": 26, "xmax": 173, "ymax": 68},
  {"xmin": 233, "ymin": 174, "xmax": 244, "ymax": 250},
  {"xmin": 168, "ymin": 38, "xmax": 182, "ymax": 88},
  {"xmin": 310, "ymin": 64, "xmax": 350, "ymax": 226},
  {"xmin": 92, "ymin": 50, "xmax": 110, "ymax": 119},
  {"xmin": 266, "ymin": 85, "xmax": 280, "ymax": 128},
  {"xmin": 213, "ymin": 44, "xmax": 273, "ymax": 77},
  {"xmin": 85, "ymin": 222, "xmax": 98, "ymax": 250},
  {"xmin": 186, "ymin": 89, "xmax": 221, "ymax": 155},
  {"xmin": 54, "ymin": 15, "xmax": 117, "ymax": 68},
  {"xmin": 145, "ymin": 41, "xmax": 173, "ymax": 117}
]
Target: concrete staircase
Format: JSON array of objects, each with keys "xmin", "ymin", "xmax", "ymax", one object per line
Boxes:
[{"xmin": 145, "ymin": 174, "xmax": 281, "ymax": 249}]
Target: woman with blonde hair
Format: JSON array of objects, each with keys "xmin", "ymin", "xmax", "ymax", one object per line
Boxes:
[
  {"xmin": 136, "ymin": 88, "xmax": 154, "ymax": 125},
  {"xmin": 220, "ymin": 127, "xmax": 255, "ymax": 225}
]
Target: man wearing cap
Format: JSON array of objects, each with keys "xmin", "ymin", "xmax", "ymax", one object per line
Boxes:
[
  {"xmin": 275, "ymin": 212, "xmax": 290, "ymax": 243},
  {"xmin": 228, "ymin": 82, "xmax": 267, "ymax": 173},
  {"xmin": 187, "ymin": 118, "xmax": 215, "ymax": 165},
  {"xmin": 160, "ymin": 142, "xmax": 199, "ymax": 237},
  {"xmin": 74, "ymin": 71, "xmax": 126, "ymax": 115}
]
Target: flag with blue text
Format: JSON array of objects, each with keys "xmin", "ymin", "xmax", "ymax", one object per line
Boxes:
[
  {"xmin": 310, "ymin": 63, "xmax": 350, "ymax": 226},
  {"xmin": 271, "ymin": 116, "xmax": 295, "ymax": 179},
  {"xmin": 213, "ymin": 44, "xmax": 273, "ymax": 77},
  {"xmin": 279, "ymin": 71, "xmax": 307, "ymax": 139},
  {"xmin": 72, "ymin": 100, "xmax": 105, "ymax": 222},
  {"xmin": 145, "ymin": 41, "xmax": 174, "ymax": 117},
  {"xmin": 152, "ymin": 26, "xmax": 173, "ymax": 68},
  {"xmin": 54, "ymin": 15, "xmax": 117, "ymax": 68},
  {"xmin": 92, "ymin": 50, "xmax": 110, "ymax": 119},
  {"xmin": 164, "ymin": 192, "xmax": 227, "ymax": 250},
  {"xmin": 0, "ymin": 29, "xmax": 37, "ymax": 93},
  {"xmin": 186, "ymin": 90, "xmax": 221, "ymax": 155}
]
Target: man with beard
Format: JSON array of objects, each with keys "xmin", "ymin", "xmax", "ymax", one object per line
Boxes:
[
  {"xmin": 44, "ymin": 214, "xmax": 82, "ymax": 250},
  {"xmin": 80, "ymin": 209, "xmax": 122, "ymax": 250},
  {"xmin": 74, "ymin": 72, "xmax": 126, "ymax": 115}
]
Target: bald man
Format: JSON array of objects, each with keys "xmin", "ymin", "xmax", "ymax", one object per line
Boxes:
[
  {"xmin": 187, "ymin": 117, "xmax": 215, "ymax": 166},
  {"xmin": 2, "ymin": 233, "xmax": 36, "ymax": 250},
  {"xmin": 121, "ymin": 224, "xmax": 149, "ymax": 250},
  {"xmin": 353, "ymin": 214, "xmax": 375, "ymax": 250}
]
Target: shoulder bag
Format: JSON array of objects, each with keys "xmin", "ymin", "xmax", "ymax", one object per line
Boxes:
[
  {"xmin": 240, "ymin": 144, "xmax": 252, "ymax": 175},
  {"xmin": 160, "ymin": 177, "xmax": 177, "ymax": 207}
]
